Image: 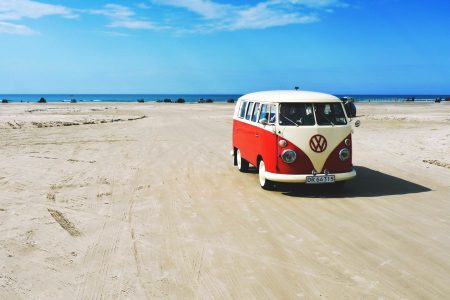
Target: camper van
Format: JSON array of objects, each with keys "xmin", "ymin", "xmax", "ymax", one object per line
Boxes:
[{"xmin": 232, "ymin": 90, "xmax": 358, "ymax": 189}]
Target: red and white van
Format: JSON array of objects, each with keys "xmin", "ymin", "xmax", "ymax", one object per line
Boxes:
[{"xmin": 232, "ymin": 90, "xmax": 357, "ymax": 189}]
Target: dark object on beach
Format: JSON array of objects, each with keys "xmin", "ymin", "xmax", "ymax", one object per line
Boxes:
[
  {"xmin": 156, "ymin": 99, "xmax": 163, "ymax": 103},
  {"xmin": 205, "ymin": 99, "xmax": 214, "ymax": 103},
  {"xmin": 137, "ymin": 98, "xmax": 145, "ymax": 103},
  {"xmin": 70, "ymin": 99, "xmax": 77, "ymax": 103},
  {"xmin": 406, "ymin": 97, "xmax": 415, "ymax": 102},
  {"xmin": 435, "ymin": 98, "xmax": 442, "ymax": 103},
  {"xmin": 226, "ymin": 99, "xmax": 235, "ymax": 103},
  {"xmin": 38, "ymin": 97, "xmax": 47, "ymax": 103},
  {"xmin": 163, "ymin": 98, "xmax": 172, "ymax": 103},
  {"xmin": 175, "ymin": 98, "xmax": 185, "ymax": 103},
  {"xmin": 2, "ymin": 99, "xmax": 9, "ymax": 103},
  {"xmin": 445, "ymin": 97, "xmax": 450, "ymax": 102},
  {"xmin": 198, "ymin": 98, "xmax": 205, "ymax": 103},
  {"xmin": 340, "ymin": 97, "xmax": 356, "ymax": 117}
]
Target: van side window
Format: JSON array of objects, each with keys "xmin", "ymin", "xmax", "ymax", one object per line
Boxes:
[
  {"xmin": 268, "ymin": 104, "xmax": 277, "ymax": 124},
  {"xmin": 252, "ymin": 103, "xmax": 260, "ymax": 122},
  {"xmin": 246, "ymin": 102, "xmax": 254, "ymax": 120},
  {"xmin": 259, "ymin": 104, "xmax": 268, "ymax": 122},
  {"xmin": 238, "ymin": 101, "xmax": 247, "ymax": 118}
]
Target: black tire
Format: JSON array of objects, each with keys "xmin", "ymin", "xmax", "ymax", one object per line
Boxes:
[{"xmin": 236, "ymin": 149, "xmax": 249, "ymax": 172}]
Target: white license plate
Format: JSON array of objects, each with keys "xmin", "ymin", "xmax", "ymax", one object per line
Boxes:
[{"xmin": 306, "ymin": 175, "xmax": 335, "ymax": 184}]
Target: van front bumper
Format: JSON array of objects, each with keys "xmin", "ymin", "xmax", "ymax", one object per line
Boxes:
[{"xmin": 264, "ymin": 169, "xmax": 356, "ymax": 183}]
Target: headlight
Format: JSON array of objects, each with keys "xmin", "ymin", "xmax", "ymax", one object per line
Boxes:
[
  {"xmin": 339, "ymin": 148, "xmax": 350, "ymax": 161},
  {"xmin": 278, "ymin": 139, "xmax": 288, "ymax": 148},
  {"xmin": 281, "ymin": 150, "xmax": 296, "ymax": 163}
]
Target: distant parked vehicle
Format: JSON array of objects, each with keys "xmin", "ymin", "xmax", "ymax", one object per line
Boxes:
[
  {"xmin": 137, "ymin": 98, "xmax": 145, "ymax": 103},
  {"xmin": 38, "ymin": 97, "xmax": 47, "ymax": 103},
  {"xmin": 2, "ymin": 99, "xmax": 9, "ymax": 103},
  {"xmin": 227, "ymin": 99, "xmax": 235, "ymax": 103},
  {"xmin": 175, "ymin": 98, "xmax": 185, "ymax": 103},
  {"xmin": 71, "ymin": 99, "xmax": 77, "ymax": 103},
  {"xmin": 339, "ymin": 97, "xmax": 356, "ymax": 117}
]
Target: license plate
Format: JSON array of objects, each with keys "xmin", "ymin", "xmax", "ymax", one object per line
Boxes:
[{"xmin": 306, "ymin": 175, "xmax": 335, "ymax": 184}]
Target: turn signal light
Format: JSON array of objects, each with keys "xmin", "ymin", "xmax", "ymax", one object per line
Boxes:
[{"xmin": 278, "ymin": 139, "xmax": 288, "ymax": 148}]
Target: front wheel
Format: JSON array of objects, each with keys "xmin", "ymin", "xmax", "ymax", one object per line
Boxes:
[
  {"xmin": 259, "ymin": 160, "xmax": 274, "ymax": 190},
  {"xmin": 236, "ymin": 149, "xmax": 249, "ymax": 172}
]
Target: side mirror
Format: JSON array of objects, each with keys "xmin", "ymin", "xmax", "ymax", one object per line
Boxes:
[
  {"xmin": 355, "ymin": 120, "xmax": 361, "ymax": 127},
  {"xmin": 260, "ymin": 118, "xmax": 268, "ymax": 126}
]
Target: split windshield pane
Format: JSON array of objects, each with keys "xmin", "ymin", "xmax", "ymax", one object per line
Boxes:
[
  {"xmin": 315, "ymin": 103, "xmax": 347, "ymax": 125},
  {"xmin": 279, "ymin": 103, "xmax": 315, "ymax": 126}
]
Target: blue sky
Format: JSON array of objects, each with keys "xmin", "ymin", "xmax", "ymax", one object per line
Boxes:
[{"xmin": 0, "ymin": 0, "xmax": 449, "ymax": 94}]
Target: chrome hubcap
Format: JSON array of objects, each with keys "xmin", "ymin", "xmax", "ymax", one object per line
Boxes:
[
  {"xmin": 237, "ymin": 150, "xmax": 242, "ymax": 169},
  {"xmin": 259, "ymin": 161, "xmax": 266, "ymax": 186}
]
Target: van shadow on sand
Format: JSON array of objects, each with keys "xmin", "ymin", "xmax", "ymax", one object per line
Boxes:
[{"xmin": 254, "ymin": 166, "xmax": 430, "ymax": 198}]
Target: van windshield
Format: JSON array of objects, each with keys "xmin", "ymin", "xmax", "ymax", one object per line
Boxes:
[
  {"xmin": 279, "ymin": 103, "xmax": 315, "ymax": 126},
  {"xmin": 315, "ymin": 103, "xmax": 347, "ymax": 125},
  {"xmin": 278, "ymin": 102, "xmax": 347, "ymax": 126}
]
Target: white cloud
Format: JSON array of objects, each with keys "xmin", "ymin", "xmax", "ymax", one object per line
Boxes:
[
  {"xmin": 108, "ymin": 20, "xmax": 159, "ymax": 30},
  {"xmin": 0, "ymin": 0, "xmax": 349, "ymax": 35},
  {"xmin": 89, "ymin": 4, "xmax": 134, "ymax": 19},
  {"xmin": 151, "ymin": 0, "xmax": 347, "ymax": 32},
  {"xmin": 0, "ymin": 0, "xmax": 76, "ymax": 35},
  {"xmin": 222, "ymin": 2, "xmax": 318, "ymax": 30},
  {"xmin": 284, "ymin": 0, "xmax": 348, "ymax": 8},
  {"xmin": 0, "ymin": 0, "xmax": 76, "ymax": 20},
  {"xmin": 154, "ymin": 0, "xmax": 232, "ymax": 19},
  {"xmin": 90, "ymin": 3, "xmax": 165, "ymax": 30},
  {"xmin": 0, "ymin": 21, "xmax": 37, "ymax": 35}
]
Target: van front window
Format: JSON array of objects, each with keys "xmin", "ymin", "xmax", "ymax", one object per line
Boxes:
[
  {"xmin": 315, "ymin": 103, "xmax": 347, "ymax": 125},
  {"xmin": 279, "ymin": 103, "xmax": 315, "ymax": 126}
]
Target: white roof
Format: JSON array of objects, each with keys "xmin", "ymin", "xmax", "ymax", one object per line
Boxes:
[{"xmin": 239, "ymin": 90, "xmax": 341, "ymax": 103}]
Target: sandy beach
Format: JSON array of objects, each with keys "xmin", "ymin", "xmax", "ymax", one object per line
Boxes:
[{"xmin": 0, "ymin": 102, "xmax": 449, "ymax": 299}]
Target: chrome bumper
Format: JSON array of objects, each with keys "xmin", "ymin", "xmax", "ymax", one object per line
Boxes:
[{"xmin": 264, "ymin": 169, "xmax": 356, "ymax": 183}]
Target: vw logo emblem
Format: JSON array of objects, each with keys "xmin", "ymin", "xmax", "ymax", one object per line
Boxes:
[{"xmin": 310, "ymin": 135, "xmax": 327, "ymax": 153}]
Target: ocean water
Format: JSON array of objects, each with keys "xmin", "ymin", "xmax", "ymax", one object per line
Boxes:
[{"xmin": 0, "ymin": 94, "xmax": 448, "ymax": 103}]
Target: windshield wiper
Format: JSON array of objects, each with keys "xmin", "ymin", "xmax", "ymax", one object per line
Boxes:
[
  {"xmin": 315, "ymin": 109, "xmax": 335, "ymax": 126},
  {"xmin": 279, "ymin": 113, "xmax": 300, "ymax": 127}
]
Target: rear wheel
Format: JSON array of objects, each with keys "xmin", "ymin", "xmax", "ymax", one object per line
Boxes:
[
  {"xmin": 236, "ymin": 149, "xmax": 249, "ymax": 172},
  {"xmin": 259, "ymin": 160, "xmax": 274, "ymax": 190}
]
